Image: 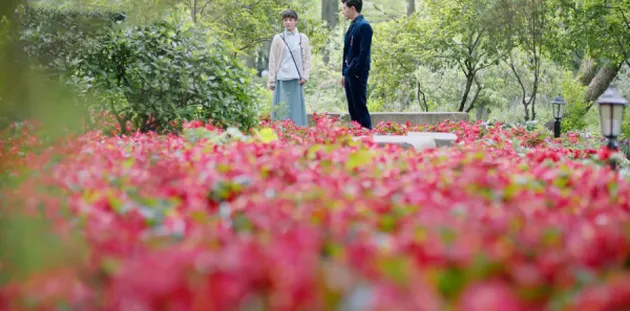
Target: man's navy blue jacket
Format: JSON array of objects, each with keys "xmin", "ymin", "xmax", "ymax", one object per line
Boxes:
[{"xmin": 342, "ymin": 15, "xmax": 373, "ymax": 78}]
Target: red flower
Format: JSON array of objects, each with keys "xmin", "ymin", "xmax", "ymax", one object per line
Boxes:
[
  {"xmin": 457, "ymin": 281, "xmax": 525, "ymax": 311},
  {"xmin": 598, "ymin": 146, "xmax": 613, "ymax": 161}
]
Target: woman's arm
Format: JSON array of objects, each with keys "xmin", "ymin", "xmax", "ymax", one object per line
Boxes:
[{"xmin": 267, "ymin": 35, "xmax": 279, "ymax": 90}]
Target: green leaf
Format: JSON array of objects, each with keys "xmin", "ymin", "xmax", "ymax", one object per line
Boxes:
[
  {"xmin": 122, "ymin": 157, "xmax": 135, "ymax": 169},
  {"xmin": 437, "ymin": 267, "xmax": 467, "ymax": 299},
  {"xmin": 257, "ymin": 127, "xmax": 278, "ymax": 143},
  {"xmin": 379, "ymin": 256, "xmax": 411, "ymax": 285},
  {"xmin": 346, "ymin": 149, "xmax": 374, "ymax": 171}
]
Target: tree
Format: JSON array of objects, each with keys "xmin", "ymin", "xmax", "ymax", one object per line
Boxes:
[
  {"xmin": 191, "ymin": 0, "xmax": 294, "ymax": 54},
  {"xmin": 321, "ymin": 0, "xmax": 338, "ymax": 30},
  {"xmin": 185, "ymin": 0, "xmax": 210, "ymax": 23},
  {"xmin": 370, "ymin": 16, "xmax": 434, "ymax": 111},
  {"xmin": 33, "ymin": 0, "xmax": 295, "ymax": 55},
  {"xmin": 31, "ymin": 0, "xmax": 175, "ymax": 25},
  {"xmin": 424, "ymin": 0, "xmax": 501, "ymax": 113},
  {"xmin": 550, "ymin": 0, "xmax": 630, "ymax": 111},
  {"xmin": 320, "ymin": 0, "xmax": 338, "ymax": 65},
  {"xmin": 407, "ymin": 0, "xmax": 415, "ymax": 16},
  {"xmin": 492, "ymin": 0, "xmax": 552, "ymax": 121}
]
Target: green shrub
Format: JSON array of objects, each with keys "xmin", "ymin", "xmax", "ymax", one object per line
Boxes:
[
  {"xmin": 618, "ymin": 109, "xmax": 630, "ymax": 140},
  {"xmin": 80, "ymin": 20, "xmax": 259, "ymax": 133},
  {"xmin": 15, "ymin": 7, "xmax": 259, "ymax": 134},
  {"xmin": 560, "ymin": 72, "xmax": 590, "ymax": 132},
  {"xmin": 15, "ymin": 6, "xmax": 121, "ymax": 76}
]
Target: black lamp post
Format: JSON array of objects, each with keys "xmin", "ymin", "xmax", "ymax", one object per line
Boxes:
[
  {"xmin": 552, "ymin": 95, "xmax": 565, "ymax": 138},
  {"xmin": 597, "ymin": 85, "xmax": 627, "ymax": 170}
]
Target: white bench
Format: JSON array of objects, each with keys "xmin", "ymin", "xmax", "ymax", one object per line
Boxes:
[
  {"xmin": 352, "ymin": 135, "xmax": 436, "ymax": 150},
  {"xmin": 406, "ymin": 132, "xmax": 458, "ymax": 147},
  {"xmin": 351, "ymin": 132, "xmax": 457, "ymax": 151}
]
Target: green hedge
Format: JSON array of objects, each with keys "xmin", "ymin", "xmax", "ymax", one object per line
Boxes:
[{"xmin": 13, "ymin": 6, "xmax": 259, "ymax": 134}]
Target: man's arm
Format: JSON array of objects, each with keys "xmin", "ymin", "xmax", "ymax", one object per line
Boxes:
[
  {"xmin": 342, "ymin": 37, "xmax": 348, "ymax": 76},
  {"xmin": 349, "ymin": 23, "xmax": 373, "ymax": 75}
]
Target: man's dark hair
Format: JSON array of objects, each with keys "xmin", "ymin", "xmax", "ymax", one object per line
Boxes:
[
  {"xmin": 341, "ymin": 0, "xmax": 362, "ymax": 13},
  {"xmin": 281, "ymin": 9, "xmax": 298, "ymax": 20}
]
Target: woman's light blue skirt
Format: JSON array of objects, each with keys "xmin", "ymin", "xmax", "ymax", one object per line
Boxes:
[{"xmin": 272, "ymin": 79, "xmax": 307, "ymax": 126}]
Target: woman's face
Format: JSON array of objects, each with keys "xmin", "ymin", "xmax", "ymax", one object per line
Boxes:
[{"xmin": 283, "ymin": 17, "xmax": 297, "ymax": 31}]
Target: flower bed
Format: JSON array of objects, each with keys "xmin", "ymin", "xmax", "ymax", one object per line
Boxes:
[{"xmin": 1, "ymin": 114, "xmax": 630, "ymax": 311}]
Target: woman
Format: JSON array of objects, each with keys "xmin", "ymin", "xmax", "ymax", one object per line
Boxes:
[{"xmin": 267, "ymin": 9, "xmax": 312, "ymax": 126}]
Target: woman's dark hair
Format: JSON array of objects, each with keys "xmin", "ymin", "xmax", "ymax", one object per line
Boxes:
[
  {"xmin": 341, "ymin": 0, "xmax": 362, "ymax": 13},
  {"xmin": 281, "ymin": 9, "xmax": 298, "ymax": 20}
]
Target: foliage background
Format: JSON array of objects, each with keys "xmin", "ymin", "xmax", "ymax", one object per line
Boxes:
[{"xmin": 3, "ymin": 0, "xmax": 630, "ymax": 135}]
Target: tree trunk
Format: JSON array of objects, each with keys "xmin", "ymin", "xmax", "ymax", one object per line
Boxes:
[
  {"xmin": 256, "ymin": 41, "xmax": 271, "ymax": 76},
  {"xmin": 458, "ymin": 72, "xmax": 474, "ymax": 112},
  {"xmin": 191, "ymin": 0, "xmax": 198, "ymax": 23},
  {"xmin": 585, "ymin": 62, "xmax": 622, "ymax": 111},
  {"xmin": 530, "ymin": 94, "xmax": 537, "ymax": 121},
  {"xmin": 530, "ymin": 57, "xmax": 540, "ymax": 121},
  {"xmin": 321, "ymin": 0, "xmax": 338, "ymax": 65},
  {"xmin": 475, "ymin": 106, "xmax": 491, "ymax": 120},
  {"xmin": 576, "ymin": 55, "xmax": 597, "ymax": 86},
  {"xmin": 416, "ymin": 80, "xmax": 429, "ymax": 112},
  {"xmin": 322, "ymin": 0, "xmax": 338, "ymax": 30},
  {"xmin": 407, "ymin": 0, "xmax": 416, "ymax": 16},
  {"xmin": 244, "ymin": 54, "xmax": 256, "ymax": 69},
  {"xmin": 523, "ymin": 100, "xmax": 530, "ymax": 121},
  {"xmin": 465, "ymin": 78, "xmax": 483, "ymax": 113}
]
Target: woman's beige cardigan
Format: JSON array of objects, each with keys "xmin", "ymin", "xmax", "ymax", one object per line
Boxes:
[{"xmin": 267, "ymin": 32, "xmax": 312, "ymax": 90}]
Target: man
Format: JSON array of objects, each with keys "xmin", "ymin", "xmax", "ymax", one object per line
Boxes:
[{"xmin": 341, "ymin": 0, "xmax": 373, "ymax": 130}]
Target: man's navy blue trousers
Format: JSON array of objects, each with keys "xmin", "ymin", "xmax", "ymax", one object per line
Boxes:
[
  {"xmin": 342, "ymin": 14, "xmax": 373, "ymax": 130},
  {"xmin": 344, "ymin": 74, "xmax": 372, "ymax": 130}
]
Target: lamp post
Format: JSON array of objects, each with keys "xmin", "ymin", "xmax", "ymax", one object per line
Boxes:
[
  {"xmin": 552, "ymin": 95, "xmax": 565, "ymax": 138},
  {"xmin": 597, "ymin": 85, "xmax": 627, "ymax": 170}
]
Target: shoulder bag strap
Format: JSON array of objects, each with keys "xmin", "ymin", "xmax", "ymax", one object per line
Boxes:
[{"xmin": 279, "ymin": 33, "xmax": 303, "ymax": 81}]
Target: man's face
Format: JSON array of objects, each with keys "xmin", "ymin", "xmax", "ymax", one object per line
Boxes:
[
  {"xmin": 283, "ymin": 17, "xmax": 297, "ymax": 31},
  {"xmin": 342, "ymin": 3, "xmax": 354, "ymax": 20}
]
